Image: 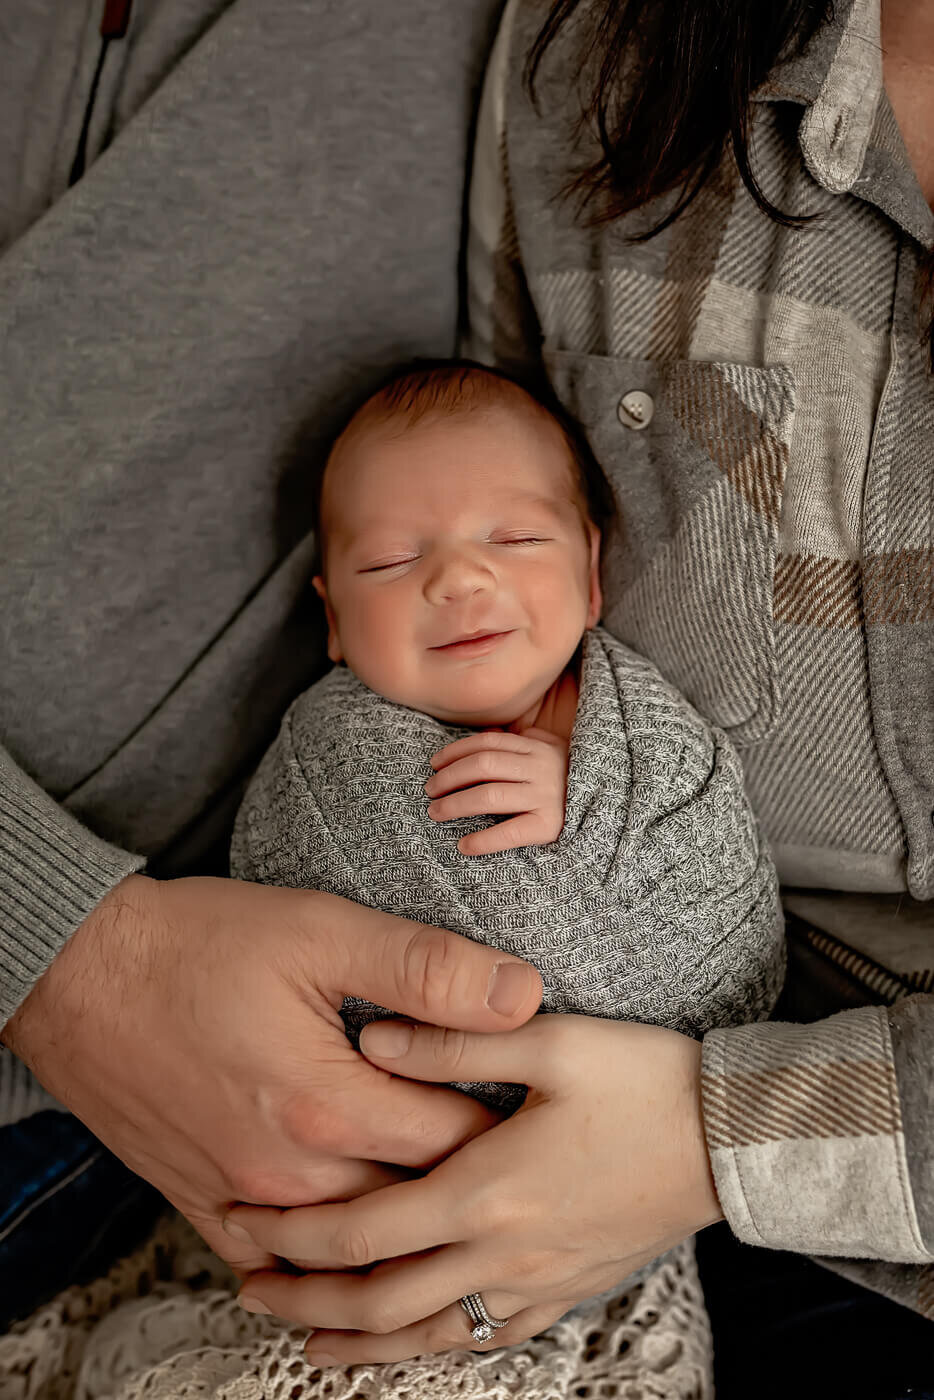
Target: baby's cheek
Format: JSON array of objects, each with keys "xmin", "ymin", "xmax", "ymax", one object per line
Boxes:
[
  {"xmin": 530, "ymin": 565, "xmax": 591, "ymax": 638},
  {"xmin": 343, "ymin": 607, "xmax": 419, "ymax": 702}
]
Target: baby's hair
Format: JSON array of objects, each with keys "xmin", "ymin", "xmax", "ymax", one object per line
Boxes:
[{"xmin": 311, "ymin": 358, "xmax": 616, "ymax": 572}]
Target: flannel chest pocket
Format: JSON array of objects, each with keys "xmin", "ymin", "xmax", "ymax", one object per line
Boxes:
[{"xmin": 547, "ymin": 352, "xmax": 796, "ymax": 744}]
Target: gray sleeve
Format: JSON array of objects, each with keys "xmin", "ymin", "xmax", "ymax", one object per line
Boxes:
[
  {"xmin": 462, "ymin": 0, "xmax": 544, "ymax": 379},
  {"xmin": 0, "ymin": 745, "xmax": 144, "ymax": 1027},
  {"xmin": 888, "ymin": 995, "xmax": 934, "ymax": 1251}
]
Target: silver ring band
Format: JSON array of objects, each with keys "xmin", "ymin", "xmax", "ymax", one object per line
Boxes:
[{"xmin": 459, "ymin": 1292, "xmax": 510, "ymax": 1344}]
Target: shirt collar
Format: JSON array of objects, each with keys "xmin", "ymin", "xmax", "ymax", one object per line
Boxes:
[
  {"xmin": 753, "ymin": 0, "xmax": 881, "ymax": 192},
  {"xmin": 752, "ymin": 0, "xmax": 933, "ymax": 245}
]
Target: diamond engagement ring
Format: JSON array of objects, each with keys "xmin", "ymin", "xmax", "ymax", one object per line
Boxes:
[{"xmin": 459, "ymin": 1292, "xmax": 510, "ymax": 1344}]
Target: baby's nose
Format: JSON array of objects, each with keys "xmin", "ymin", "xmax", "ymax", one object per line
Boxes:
[{"xmin": 424, "ymin": 550, "xmax": 494, "ymax": 603}]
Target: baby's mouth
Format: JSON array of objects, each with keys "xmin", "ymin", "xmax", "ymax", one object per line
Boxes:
[{"xmin": 430, "ymin": 630, "xmax": 513, "ymax": 654}]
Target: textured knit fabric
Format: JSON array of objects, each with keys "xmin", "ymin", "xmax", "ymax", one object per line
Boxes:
[
  {"xmin": 231, "ymin": 626, "xmax": 784, "ymax": 1112},
  {"xmin": 0, "ymin": 749, "xmax": 145, "ymax": 1030},
  {"xmin": 465, "ymin": 0, "xmax": 934, "ymax": 1313},
  {"xmin": 0, "ymin": 0, "xmax": 506, "ymax": 1029}
]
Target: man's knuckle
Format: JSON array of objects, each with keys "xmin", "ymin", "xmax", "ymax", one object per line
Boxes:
[
  {"xmin": 222, "ymin": 1166, "xmax": 254, "ymax": 1200},
  {"xmin": 225, "ymin": 1164, "xmax": 286, "ymax": 1203},
  {"xmin": 300, "ymin": 1161, "xmax": 355, "ymax": 1203},
  {"xmin": 281, "ymin": 1094, "xmax": 349, "ymax": 1155},
  {"xmin": 399, "ymin": 929, "xmax": 458, "ymax": 1009},
  {"xmin": 335, "ymin": 1224, "xmax": 374, "ymax": 1268}
]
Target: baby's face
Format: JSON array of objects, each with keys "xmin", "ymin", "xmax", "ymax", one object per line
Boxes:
[{"xmin": 313, "ymin": 401, "xmax": 601, "ymax": 728}]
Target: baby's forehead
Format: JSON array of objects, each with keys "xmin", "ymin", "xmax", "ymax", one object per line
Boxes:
[
  {"xmin": 323, "ymin": 396, "xmax": 577, "ymax": 517},
  {"xmin": 338, "ymin": 387, "xmax": 551, "ymax": 453}
]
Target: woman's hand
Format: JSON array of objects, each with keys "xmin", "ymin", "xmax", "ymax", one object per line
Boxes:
[{"xmin": 225, "ymin": 1014, "xmax": 723, "ymax": 1365}]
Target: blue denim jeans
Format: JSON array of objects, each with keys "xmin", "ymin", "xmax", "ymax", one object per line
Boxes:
[
  {"xmin": 0, "ymin": 1111, "xmax": 164, "ymax": 1332},
  {"xmin": 696, "ymin": 1221, "xmax": 934, "ymax": 1400}
]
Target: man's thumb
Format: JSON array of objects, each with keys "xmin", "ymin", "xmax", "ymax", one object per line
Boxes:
[{"xmin": 313, "ymin": 895, "xmax": 542, "ymax": 1031}]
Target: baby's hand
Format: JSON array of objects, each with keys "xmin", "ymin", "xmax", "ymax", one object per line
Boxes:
[{"xmin": 425, "ymin": 729, "xmax": 569, "ymax": 855}]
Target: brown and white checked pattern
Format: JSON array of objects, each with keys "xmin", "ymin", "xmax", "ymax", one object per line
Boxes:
[
  {"xmin": 665, "ymin": 360, "xmax": 788, "ymax": 524},
  {"xmin": 610, "ymin": 483, "xmax": 779, "ymax": 735},
  {"xmin": 702, "ymin": 1007, "xmax": 930, "ymax": 1263},
  {"xmin": 773, "ymin": 555, "xmax": 862, "ymax": 629},
  {"xmin": 465, "ymin": 0, "xmax": 934, "ymax": 1299},
  {"xmin": 704, "ymin": 1060, "xmax": 901, "ymax": 1149},
  {"xmin": 739, "ymin": 621, "xmax": 905, "ymax": 866},
  {"xmin": 702, "ymin": 1011, "xmax": 903, "ymax": 1150},
  {"xmin": 466, "ymin": 0, "xmax": 934, "ymax": 895},
  {"xmin": 544, "ymin": 353, "xmax": 794, "ymax": 741}
]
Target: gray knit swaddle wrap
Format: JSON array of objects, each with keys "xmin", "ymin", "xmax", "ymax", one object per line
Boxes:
[{"xmin": 231, "ymin": 626, "xmax": 784, "ymax": 1111}]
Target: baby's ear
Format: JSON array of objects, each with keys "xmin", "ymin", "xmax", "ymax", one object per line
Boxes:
[
  {"xmin": 312, "ymin": 576, "xmax": 343, "ymax": 663},
  {"xmin": 585, "ymin": 525, "xmax": 602, "ymax": 628}
]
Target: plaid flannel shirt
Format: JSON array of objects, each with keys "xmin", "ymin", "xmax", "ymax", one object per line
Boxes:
[{"xmin": 465, "ymin": 0, "xmax": 934, "ymax": 1314}]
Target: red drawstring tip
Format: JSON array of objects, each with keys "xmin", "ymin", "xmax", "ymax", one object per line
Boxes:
[{"xmin": 100, "ymin": 0, "xmax": 133, "ymax": 39}]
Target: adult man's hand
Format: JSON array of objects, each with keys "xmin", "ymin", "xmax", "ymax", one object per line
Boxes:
[{"xmin": 1, "ymin": 875, "xmax": 542, "ymax": 1275}]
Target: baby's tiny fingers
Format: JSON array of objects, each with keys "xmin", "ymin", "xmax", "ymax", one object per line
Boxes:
[
  {"xmin": 430, "ymin": 732, "xmax": 530, "ymax": 769},
  {"xmin": 428, "ymin": 785, "xmax": 530, "ymax": 822},
  {"xmin": 459, "ymin": 814, "xmax": 555, "ymax": 855},
  {"xmin": 425, "ymin": 753, "xmax": 531, "ymax": 796}
]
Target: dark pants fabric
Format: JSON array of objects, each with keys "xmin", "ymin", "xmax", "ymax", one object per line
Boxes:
[
  {"xmin": 0, "ymin": 1111, "xmax": 164, "ymax": 1333},
  {"xmin": 696, "ymin": 1222, "xmax": 934, "ymax": 1400}
]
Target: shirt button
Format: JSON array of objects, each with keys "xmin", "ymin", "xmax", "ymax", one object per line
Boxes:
[{"xmin": 617, "ymin": 390, "xmax": 654, "ymax": 430}]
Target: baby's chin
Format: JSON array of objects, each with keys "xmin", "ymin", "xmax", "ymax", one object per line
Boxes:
[
  {"xmin": 425, "ymin": 704, "xmax": 527, "ymax": 729},
  {"xmin": 415, "ymin": 679, "xmax": 554, "ymax": 730}
]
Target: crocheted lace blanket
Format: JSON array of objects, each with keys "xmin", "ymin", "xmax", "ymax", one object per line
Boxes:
[{"xmin": 0, "ymin": 1210, "xmax": 713, "ymax": 1400}]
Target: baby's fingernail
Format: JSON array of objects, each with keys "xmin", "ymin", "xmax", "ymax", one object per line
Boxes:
[
  {"xmin": 360, "ymin": 1021, "xmax": 413, "ymax": 1058},
  {"xmin": 239, "ymin": 1295, "xmax": 272, "ymax": 1315},
  {"xmin": 424, "ymin": 778, "xmax": 436, "ymax": 794},
  {"xmin": 223, "ymin": 1217, "xmax": 253, "ymax": 1243}
]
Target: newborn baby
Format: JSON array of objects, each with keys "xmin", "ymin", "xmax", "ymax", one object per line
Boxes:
[{"xmin": 231, "ymin": 362, "xmax": 784, "ymax": 1110}]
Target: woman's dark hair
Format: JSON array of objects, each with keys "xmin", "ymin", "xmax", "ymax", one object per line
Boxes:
[{"xmin": 527, "ymin": 0, "xmax": 934, "ymax": 368}]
